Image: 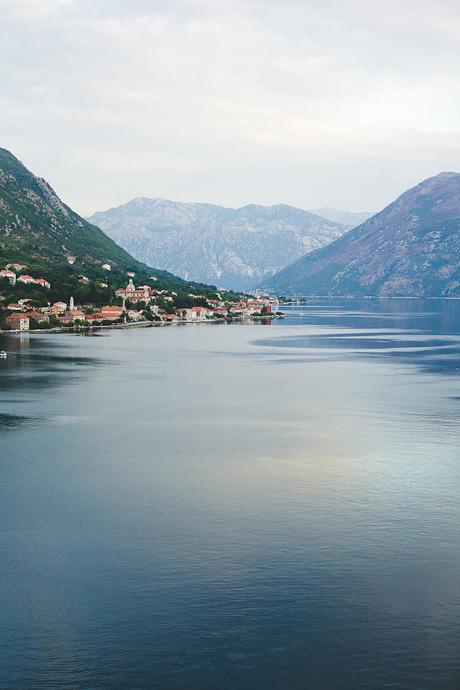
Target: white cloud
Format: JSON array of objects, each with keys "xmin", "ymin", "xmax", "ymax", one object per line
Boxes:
[
  {"xmin": 1, "ymin": 0, "xmax": 460, "ymax": 214},
  {"xmin": 0, "ymin": 0, "xmax": 75, "ymax": 22}
]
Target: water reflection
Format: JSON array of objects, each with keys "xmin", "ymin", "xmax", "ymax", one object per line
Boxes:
[
  {"xmin": 281, "ymin": 298, "xmax": 460, "ymax": 334},
  {"xmin": 254, "ymin": 299, "xmax": 460, "ymax": 377},
  {"xmin": 0, "ymin": 333, "xmax": 106, "ymax": 431},
  {"xmin": 254, "ymin": 330, "xmax": 460, "ymax": 375},
  {"xmin": 1, "ymin": 300, "xmax": 460, "ymax": 690},
  {"xmin": 0, "ymin": 412, "xmax": 40, "ymax": 431}
]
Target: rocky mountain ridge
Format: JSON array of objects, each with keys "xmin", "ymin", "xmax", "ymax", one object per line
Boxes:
[
  {"xmin": 260, "ymin": 173, "xmax": 460, "ymax": 297},
  {"xmin": 309, "ymin": 207, "xmax": 373, "ymax": 227},
  {"xmin": 89, "ymin": 198, "xmax": 349, "ymax": 290}
]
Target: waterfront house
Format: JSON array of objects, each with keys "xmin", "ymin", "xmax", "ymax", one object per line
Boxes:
[
  {"xmin": 85, "ymin": 313, "xmax": 103, "ymax": 324},
  {"xmin": 179, "ymin": 308, "xmax": 194, "ymax": 320},
  {"xmin": 127, "ymin": 309, "xmax": 144, "ymax": 321},
  {"xmin": 52, "ymin": 301, "xmax": 67, "ymax": 313},
  {"xmin": 192, "ymin": 306, "xmax": 210, "ymax": 320},
  {"xmin": 213, "ymin": 307, "xmax": 229, "ymax": 317},
  {"xmin": 179, "ymin": 307, "xmax": 210, "ymax": 321},
  {"xmin": 56, "ymin": 314, "xmax": 76, "ymax": 325},
  {"xmin": 100, "ymin": 305, "xmax": 123, "ymax": 317},
  {"xmin": 68, "ymin": 309, "xmax": 86, "ymax": 322},
  {"xmin": 6, "ymin": 314, "xmax": 30, "ymax": 331},
  {"xmin": 27, "ymin": 311, "xmax": 50, "ymax": 324},
  {"xmin": 92, "ymin": 305, "xmax": 124, "ymax": 321}
]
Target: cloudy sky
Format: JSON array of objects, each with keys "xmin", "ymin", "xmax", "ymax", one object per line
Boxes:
[{"xmin": 1, "ymin": 0, "xmax": 460, "ymax": 216}]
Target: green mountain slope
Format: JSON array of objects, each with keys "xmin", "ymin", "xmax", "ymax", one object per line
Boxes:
[{"xmin": 0, "ymin": 148, "xmax": 214, "ymax": 302}]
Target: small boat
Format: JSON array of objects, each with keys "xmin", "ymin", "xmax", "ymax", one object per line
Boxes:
[{"xmin": 0, "ymin": 351, "xmax": 7, "ymax": 359}]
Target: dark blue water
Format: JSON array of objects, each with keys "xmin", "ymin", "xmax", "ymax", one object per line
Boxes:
[{"xmin": 1, "ymin": 299, "xmax": 460, "ymax": 690}]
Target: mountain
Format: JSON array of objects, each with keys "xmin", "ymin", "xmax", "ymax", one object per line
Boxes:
[
  {"xmin": 260, "ymin": 173, "xmax": 460, "ymax": 297},
  {"xmin": 88, "ymin": 198, "xmax": 348, "ymax": 290},
  {"xmin": 310, "ymin": 207, "xmax": 374, "ymax": 227},
  {"xmin": 0, "ymin": 148, "xmax": 213, "ymax": 300}
]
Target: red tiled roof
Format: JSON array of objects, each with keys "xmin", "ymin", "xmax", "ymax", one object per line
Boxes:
[
  {"xmin": 27, "ymin": 311, "xmax": 47, "ymax": 318},
  {"xmin": 92, "ymin": 312, "xmax": 120, "ymax": 320}
]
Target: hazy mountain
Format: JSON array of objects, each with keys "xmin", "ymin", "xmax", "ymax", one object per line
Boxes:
[
  {"xmin": 260, "ymin": 173, "xmax": 460, "ymax": 297},
  {"xmin": 310, "ymin": 207, "xmax": 374, "ymax": 227},
  {"xmin": 0, "ymin": 148, "xmax": 215, "ymax": 298},
  {"xmin": 89, "ymin": 198, "xmax": 348, "ymax": 290}
]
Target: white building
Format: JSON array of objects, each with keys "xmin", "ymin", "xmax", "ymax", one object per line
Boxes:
[
  {"xmin": 0, "ymin": 269, "xmax": 16, "ymax": 285},
  {"xmin": 17, "ymin": 275, "xmax": 36, "ymax": 285}
]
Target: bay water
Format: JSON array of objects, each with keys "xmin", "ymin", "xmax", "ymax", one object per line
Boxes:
[{"xmin": 1, "ymin": 299, "xmax": 459, "ymax": 689}]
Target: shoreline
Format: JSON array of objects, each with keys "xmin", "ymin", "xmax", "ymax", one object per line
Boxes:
[
  {"xmin": 280, "ymin": 295, "xmax": 460, "ymax": 301},
  {"xmin": 0, "ymin": 314, "xmax": 284, "ymax": 335}
]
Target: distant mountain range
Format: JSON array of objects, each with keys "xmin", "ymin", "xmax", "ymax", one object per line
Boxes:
[
  {"xmin": 309, "ymin": 207, "xmax": 374, "ymax": 227},
  {"xmin": 260, "ymin": 173, "xmax": 460, "ymax": 297},
  {"xmin": 6, "ymin": 148, "xmax": 457, "ymax": 299},
  {"xmin": 89, "ymin": 199, "xmax": 349, "ymax": 290},
  {"xmin": 0, "ymin": 148, "xmax": 216, "ymax": 300}
]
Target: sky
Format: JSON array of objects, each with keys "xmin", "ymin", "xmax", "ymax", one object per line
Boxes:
[{"xmin": 1, "ymin": 0, "xmax": 460, "ymax": 216}]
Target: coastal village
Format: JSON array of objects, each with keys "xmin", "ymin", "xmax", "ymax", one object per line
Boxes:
[{"xmin": 0, "ymin": 262, "xmax": 280, "ymax": 332}]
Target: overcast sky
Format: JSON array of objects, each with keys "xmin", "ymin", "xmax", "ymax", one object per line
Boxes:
[{"xmin": 1, "ymin": 0, "xmax": 460, "ymax": 216}]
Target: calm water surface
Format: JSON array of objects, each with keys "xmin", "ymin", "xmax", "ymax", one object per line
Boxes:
[{"xmin": 1, "ymin": 299, "xmax": 460, "ymax": 690}]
